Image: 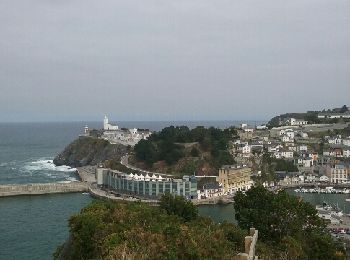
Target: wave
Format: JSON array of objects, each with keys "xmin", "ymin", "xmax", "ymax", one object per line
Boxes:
[{"xmin": 22, "ymin": 159, "xmax": 77, "ymax": 173}]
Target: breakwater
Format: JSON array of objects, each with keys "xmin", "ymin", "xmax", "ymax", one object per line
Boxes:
[{"xmin": 0, "ymin": 182, "xmax": 88, "ymax": 197}]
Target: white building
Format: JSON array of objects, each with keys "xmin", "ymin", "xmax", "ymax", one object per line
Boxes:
[
  {"xmin": 343, "ymin": 148, "xmax": 350, "ymax": 158},
  {"xmin": 102, "ymin": 116, "xmax": 151, "ymax": 146},
  {"xmin": 282, "ymin": 136, "xmax": 293, "ymax": 143},
  {"xmin": 328, "ymin": 135, "xmax": 342, "ymax": 145},
  {"xmin": 281, "ymin": 150, "xmax": 294, "ymax": 159},
  {"xmin": 288, "ymin": 118, "xmax": 308, "ymax": 126},
  {"xmin": 256, "ymin": 125, "xmax": 268, "ymax": 130},
  {"xmin": 242, "ymin": 145, "xmax": 251, "ymax": 157},
  {"xmin": 197, "ymin": 183, "xmax": 223, "ymax": 199},
  {"xmin": 296, "ymin": 157, "xmax": 313, "ymax": 168},
  {"xmin": 103, "ymin": 116, "xmax": 119, "ymax": 130},
  {"xmin": 285, "ymin": 130, "xmax": 295, "ymax": 139},
  {"xmin": 319, "ymin": 175, "xmax": 329, "ymax": 182},
  {"xmin": 298, "ymin": 145, "xmax": 308, "ymax": 152},
  {"xmin": 343, "ymin": 138, "xmax": 350, "ymax": 146}
]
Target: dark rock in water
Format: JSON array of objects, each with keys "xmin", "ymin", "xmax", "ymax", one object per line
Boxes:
[{"xmin": 53, "ymin": 136, "xmax": 127, "ymax": 167}]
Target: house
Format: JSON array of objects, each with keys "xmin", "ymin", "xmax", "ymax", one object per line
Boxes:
[
  {"xmin": 295, "ymin": 157, "xmax": 313, "ymax": 168},
  {"xmin": 319, "ymin": 175, "xmax": 329, "ymax": 182},
  {"xmin": 305, "ymin": 174, "xmax": 318, "ymax": 183},
  {"xmin": 282, "ymin": 136, "xmax": 293, "ymax": 143},
  {"xmin": 285, "ymin": 130, "xmax": 295, "ymax": 139},
  {"xmin": 328, "ymin": 135, "xmax": 342, "ymax": 145},
  {"xmin": 317, "ymin": 156, "xmax": 331, "ymax": 165},
  {"xmin": 318, "ymin": 111, "xmax": 350, "ymax": 119},
  {"xmin": 330, "ymin": 164, "xmax": 348, "ymax": 184},
  {"xmin": 197, "ymin": 183, "xmax": 223, "ymax": 199},
  {"xmin": 343, "ymin": 147, "xmax": 350, "ymax": 158},
  {"xmin": 343, "ymin": 138, "xmax": 350, "ymax": 146},
  {"xmin": 218, "ymin": 165, "xmax": 253, "ymax": 194},
  {"xmin": 280, "ymin": 149, "xmax": 294, "ymax": 159},
  {"xmin": 256, "ymin": 125, "xmax": 268, "ymax": 130},
  {"xmin": 287, "ymin": 118, "xmax": 308, "ymax": 126},
  {"xmin": 288, "ymin": 146, "xmax": 297, "ymax": 152},
  {"xmin": 242, "ymin": 145, "xmax": 251, "ymax": 157},
  {"xmin": 329, "ymin": 147, "xmax": 343, "ymax": 157},
  {"xmin": 298, "ymin": 145, "xmax": 308, "ymax": 152}
]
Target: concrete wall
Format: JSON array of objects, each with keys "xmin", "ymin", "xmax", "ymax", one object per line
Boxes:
[{"xmin": 0, "ymin": 182, "xmax": 88, "ymax": 197}]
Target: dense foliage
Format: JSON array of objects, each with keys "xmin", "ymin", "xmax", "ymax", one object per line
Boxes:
[
  {"xmin": 134, "ymin": 126, "xmax": 236, "ymax": 168},
  {"xmin": 55, "ymin": 199, "xmax": 246, "ymax": 260},
  {"xmin": 258, "ymin": 152, "xmax": 298, "ymax": 183},
  {"xmin": 234, "ymin": 186, "xmax": 345, "ymax": 259},
  {"xmin": 159, "ymin": 194, "xmax": 198, "ymax": 221}
]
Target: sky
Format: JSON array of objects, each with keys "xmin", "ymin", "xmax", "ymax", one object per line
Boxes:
[{"xmin": 0, "ymin": 0, "xmax": 349, "ymax": 122}]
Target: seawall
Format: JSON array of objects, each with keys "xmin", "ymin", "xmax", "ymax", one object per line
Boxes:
[{"xmin": 0, "ymin": 182, "xmax": 89, "ymax": 197}]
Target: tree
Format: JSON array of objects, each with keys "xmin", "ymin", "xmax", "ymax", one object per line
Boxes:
[
  {"xmin": 159, "ymin": 194, "xmax": 198, "ymax": 221},
  {"xmin": 340, "ymin": 105, "xmax": 349, "ymax": 113},
  {"xmin": 234, "ymin": 186, "xmax": 344, "ymax": 258}
]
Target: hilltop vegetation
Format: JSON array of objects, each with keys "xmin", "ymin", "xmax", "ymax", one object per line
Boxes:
[
  {"xmin": 54, "ymin": 197, "xmax": 245, "ymax": 260},
  {"xmin": 133, "ymin": 126, "xmax": 237, "ymax": 176},
  {"xmin": 53, "ymin": 137, "xmax": 127, "ymax": 167}
]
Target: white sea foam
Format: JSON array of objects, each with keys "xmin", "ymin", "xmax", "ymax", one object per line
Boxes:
[{"xmin": 22, "ymin": 159, "xmax": 77, "ymax": 173}]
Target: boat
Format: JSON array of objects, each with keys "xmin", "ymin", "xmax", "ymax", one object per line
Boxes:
[{"xmin": 316, "ymin": 201, "xmax": 343, "ymax": 217}]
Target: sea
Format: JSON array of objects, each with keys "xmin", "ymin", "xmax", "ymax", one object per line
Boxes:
[{"xmin": 0, "ymin": 120, "xmax": 263, "ymax": 260}]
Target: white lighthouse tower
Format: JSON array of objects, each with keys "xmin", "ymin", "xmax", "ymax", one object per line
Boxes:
[{"xmin": 103, "ymin": 115, "xmax": 109, "ymax": 130}]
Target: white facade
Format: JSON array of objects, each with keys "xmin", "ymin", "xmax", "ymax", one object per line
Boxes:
[
  {"xmin": 102, "ymin": 116, "xmax": 151, "ymax": 146},
  {"xmin": 103, "ymin": 116, "xmax": 119, "ymax": 130},
  {"xmin": 328, "ymin": 135, "xmax": 342, "ymax": 144},
  {"xmin": 281, "ymin": 150, "xmax": 294, "ymax": 158},
  {"xmin": 343, "ymin": 149, "xmax": 350, "ymax": 158},
  {"xmin": 289, "ymin": 118, "xmax": 308, "ymax": 126},
  {"xmin": 298, "ymin": 145, "xmax": 308, "ymax": 152},
  {"xmin": 319, "ymin": 175, "xmax": 329, "ymax": 182},
  {"xmin": 286, "ymin": 131, "xmax": 295, "ymax": 139},
  {"xmin": 256, "ymin": 125, "xmax": 268, "ymax": 130},
  {"xmin": 296, "ymin": 157, "xmax": 313, "ymax": 168},
  {"xmin": 343, "ymin": 138, "xmax": 350, "ymax": 146},
  {"xmin": 242, "ymin": 145, "xmax": 251, "ymax": 157},
  {"xmin": 282, "ymin": 136, "xmax": 293, "ymax": 143}
]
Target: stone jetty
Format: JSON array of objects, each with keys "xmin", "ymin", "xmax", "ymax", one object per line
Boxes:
[{"xmin": 0, "ymin": 182, "xmax": 88, "ymax": 197}]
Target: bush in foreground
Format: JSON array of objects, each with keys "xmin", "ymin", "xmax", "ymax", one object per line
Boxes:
[{"xmin": 54, "ymin": 199, "xmax": 245, "ymax": 260}]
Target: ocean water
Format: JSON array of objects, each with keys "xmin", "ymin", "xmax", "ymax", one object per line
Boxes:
[{"xmin": 0, "ymin": 120, "xmax": 263, "ymax": 259}]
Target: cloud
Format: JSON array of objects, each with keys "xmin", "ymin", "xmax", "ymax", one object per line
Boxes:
[{"xmin": 0, "ymin": 0, "xmax": 349, "ymax": 121}]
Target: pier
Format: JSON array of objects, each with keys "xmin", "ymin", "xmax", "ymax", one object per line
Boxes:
[{"xmin": 0, "ymin": 182, "xmax": 88, "ymax": 197}]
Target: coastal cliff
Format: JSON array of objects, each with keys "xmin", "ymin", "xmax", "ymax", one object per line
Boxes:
[{"xmin": 53, "ymin": 137, "xmax": 127, "ymax": 167}]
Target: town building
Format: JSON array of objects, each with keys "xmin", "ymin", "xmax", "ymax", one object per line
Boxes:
[
  {"xmin": 101, "ymin": 116, "xmax": 151, "ymax": 146},
  {"xmin": 197, "ymin": 183, "xmax": 223, "ymax": 199},
  {"xmin": 218, "ymin": 165, "xmax": 253, "ymax": 194},
  {"xmin": 103, "ymin": 115, "xmax": 119, "ymax": 130},
  {"xmin": 330, "ymin": 164, "xmax": 348, "ymax": 184},
  {"xmin": 287, "ymin": 118, "xmax": 308, "ymax": 126},
  {"xmin": 317, "ymin": 112, "xmax": 350, "ymax": 119},
  {"xmin": 96, "ymin": 168, "xmax": 197, "ymax": 199}
]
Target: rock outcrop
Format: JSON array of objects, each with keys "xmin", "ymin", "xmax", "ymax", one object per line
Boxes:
[{"xmin": 53, "ymin": 137, "xmax": 127, "ymax": 167}]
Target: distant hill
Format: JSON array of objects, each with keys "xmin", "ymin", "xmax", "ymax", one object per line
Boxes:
[{"xmin": 267, "ymin": 105, "xmax": 349, "ymax": 127}]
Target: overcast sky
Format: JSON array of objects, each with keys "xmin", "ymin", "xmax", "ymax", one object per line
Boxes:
[{"xmin": 0, "ymin": 0, "xmax": 349, "ymax": 122}]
